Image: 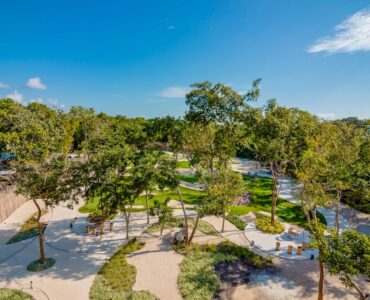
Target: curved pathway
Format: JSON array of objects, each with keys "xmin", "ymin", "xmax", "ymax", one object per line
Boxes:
[{"xmin": 0, "ymin": 201, "xmax": 156, "ymax": 300}]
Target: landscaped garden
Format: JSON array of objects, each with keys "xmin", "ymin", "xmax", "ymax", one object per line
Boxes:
[{"xmin": 90, "ymin": 238, "xmax": 158, "ymax": 300}]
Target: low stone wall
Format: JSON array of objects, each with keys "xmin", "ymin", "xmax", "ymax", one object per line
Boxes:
[{"xmin": 0, "ymin": 185, "xmax": 27, "ymax": 223}]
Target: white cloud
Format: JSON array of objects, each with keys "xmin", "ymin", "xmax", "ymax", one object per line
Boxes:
[
  {"xmin": 308, "ymin": 9, "xmax": 370, "ymax": 54},
  {"xmin": 168, "ymin": 25, "xmax": 176, "ymax": 30},
  {"xmin": 316, "ymin": 112, "xmax": 336, "ymax": 120},
  {"xmin": 6, "ymin": 90, "xmax": 24, "ymax": 103},
  {"xmin": 159, "ymin": 86, "xmax": 190, "ymax": 98},
  {"xmin": 0, "ymin": 82, "xmax": 10, "ymax": 89},
  {"xmin": 47, "ymin": 98, "xmax": 58, "ymax": 105},
  {"xmin": 26, "ymin": 77, "xmax": 47, "ymax": 90}
]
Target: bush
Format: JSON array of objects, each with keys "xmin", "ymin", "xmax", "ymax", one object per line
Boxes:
[
  {"xmin": 0, "ymin": 288, "xmax": 34, "ymax": 300},
  {"xmin": 255, "ymin": 216, "xmax": 284, "ymax": 234}
]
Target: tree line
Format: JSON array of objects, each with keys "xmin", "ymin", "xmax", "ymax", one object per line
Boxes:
[{"xmin": 0, "ymin": 80, "xmax": 369, "ymax": 299}]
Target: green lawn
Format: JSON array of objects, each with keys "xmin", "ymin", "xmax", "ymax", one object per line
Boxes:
[
  {"xmin": 229, "ymin": 176, "xmax": 326, "ymax": 228},
  {"xmin": 176, "ymin": 160, "xmax": 190, "ymax": 169},
  {"xmin": 177, "ymin": 174, "xmax": 199, "ymax": 184},
  {"xmin": 79, "ymin": 186, "xmax": 207, "ymax": 214}
]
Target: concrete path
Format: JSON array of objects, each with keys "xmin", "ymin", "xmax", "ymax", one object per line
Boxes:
[
  {"xmin": 202, "ymin": 215, "xmax": 250, "ymax": 247},
  {"xmin": 0, "ymin": 202, "xmax": 156, "ymax": 300},
  {"xmin": 127, "ymin": 229, "xmax": 183, "ymax": 300}
]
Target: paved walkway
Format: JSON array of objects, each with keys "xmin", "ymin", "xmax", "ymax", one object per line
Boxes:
[
  {"xmin": 127, "ymin": 229, "xmax": 183, "ymax": 300},
  {"xmin": 0, "ymin": 201, "xmax": 156, "ymax": 300}
]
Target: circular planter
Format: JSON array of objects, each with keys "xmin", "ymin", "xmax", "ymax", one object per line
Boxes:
[{"xmin": 27, "ymin": 258, "xmax": 56, "ymax": 272}]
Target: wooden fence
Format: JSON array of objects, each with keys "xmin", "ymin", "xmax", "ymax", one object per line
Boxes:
[{"xmin": 0, "ymin": 185, "xmax": 27, "ymax": 223}]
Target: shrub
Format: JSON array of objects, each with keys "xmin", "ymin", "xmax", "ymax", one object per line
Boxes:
[
  {"xmin": 255, "ymin": 216, "xmax": 284, "ymax": 234},
  {"xmin": 0, "ymin": 288, "xmax": 34, "ymax": 300}
]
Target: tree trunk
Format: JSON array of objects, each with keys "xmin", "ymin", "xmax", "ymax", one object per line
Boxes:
[
  {"xmin": 33, "ymin": 199, "xmax": 45, "ymax": 264},
  {"xmin": 270, "ymin": 163, "xmax": 277, "ymax": 226},
  {"xmin": 350, "ymin": 278, "xmax": 368, "ymax": 300},
  {"xmin": 145, "ymin": 189, "xmax": 150, "ymax": 224},
  {"xmin": 188, "ymin": 214, "xmax": 200, "ymax": 244},
  {"xmin": 176, "ymin": 186, "xmax": 189, "ymax": 244},
  {"xmin": 160, "ymin": 221, "xmax": 165, "ymax": 236},
  {"xmin": 335, "ymin": 191, "xmax": 341, "ymax": 236},
  {"xmin": 318, "ymin": 255, "xmax": 325, "ymax": 300},
  {"xmin": 123, "ymin": 210, "xmax": 130, "ymax": 239},
  {"xmin": 222, "ymin": 210, "xmax": 226, "ymax": 233}
]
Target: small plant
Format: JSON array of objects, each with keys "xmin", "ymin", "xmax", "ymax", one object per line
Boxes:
[{"xmin": 255, "ymin": 216, "xmax": 284, "ymax": 234}]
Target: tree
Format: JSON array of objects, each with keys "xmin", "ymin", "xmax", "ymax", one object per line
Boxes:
[
  {"xmin": 150, "ymin": 199, "xmax": 173, "ymax": 236},
  {"xmin": 134, "ymin": 149, "xmax": 161, "ymax": 224},
  {"xmin": 15, "ymin": 158, "xmax": 79, "ymax": 264},
  {"xmin": 208, "ymin": 168, "xmax": 244, "ymax": 232},
  {"xmin": 252, "ymin": 100, "xmax": 297, "ymax": 225},
  {"xmin": 325, "ymin": 230, "xmax": 370, "ymax": 300}
]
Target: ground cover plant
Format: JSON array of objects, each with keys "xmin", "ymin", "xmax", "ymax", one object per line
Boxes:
[
  {"xmin": 255, "ymin": 215, "xmax": 285, "ymax": 234},
  {"xmin": 229, "ymin": 176, "xmax": 327, "ymax": 228},
  {"xmin": 176, "ymin": 160, "xmax": 191, "ymax": 169},
  {"xmin": 7, "ymin": 210, "xmax": 48, "ymax": 244},
  {"xmin": 178, "ymin": 242, "xmax": 270, "ymax": 300},
  {"xmin": 90, "ymin": 238, "xmax": 158, "ymax": 300},
  {"xmin": 225, "ymin": 213, "xmax": 247, "ymax": 230},
  {"xmin": 27, "ymin": 257, "xmax": 55, "ymax": 272},
  {"xmin": 0, "ymin": 288, "xmax": 34, "ymax": 300},
  {"xmin": 177, "ymin": 174, "xmax": 199, "ymax": 184}
]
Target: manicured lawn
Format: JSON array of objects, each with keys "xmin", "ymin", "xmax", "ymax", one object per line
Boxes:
[
  {"xmin": 229, "ymin": 176, "xmax": 327, "ymax": 228},
  {"xmin": 79, "ymin": 186, "xmax": 206, "ymax": 214},
  {"xmin": 176, "ymin": 160, "xmax": 190, "ymax": 169},
  {"xmin": 135, "ymin": 186, "xmax": 206, "ymax": 207},
  {"xmin": 177, "ymin": 174, "xmax": 199, "ymax": 184}
]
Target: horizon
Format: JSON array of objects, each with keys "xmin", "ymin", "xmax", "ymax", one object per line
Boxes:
[{"xmin": 1, "ymin": 0, "xmax": 370, "ymax": 119}]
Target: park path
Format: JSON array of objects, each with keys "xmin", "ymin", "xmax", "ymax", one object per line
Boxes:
[
  {"xmin": 0, "ymin": 201, "xmax": 156, "ymax": 300},
  {"xmin": 127, "ymin": 230, "xmax": 183, "ymax": 300}
]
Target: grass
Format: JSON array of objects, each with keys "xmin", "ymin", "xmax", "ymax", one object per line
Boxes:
[
  {"xmin": 99, "ymin": 239, "xmax": 144, "ymax": 292},
  {"xmin": 255, "ymin": 215, "xmax": 285, "ymax": 234},
  {"xmin": 189, "ymin": 219, "xmax": 220, "ymax": 236},
  {"xmin": 7, "ymin": 210, "xmax": 47, "ymax": 244},
  {"xmin": 229, "ymin": 176, "xmax": 327, "ymax": 228},
  {"xmin": 0, "ymin": 289, "xmax": 34, "ymax": 300},
  {"xmin": 226, "ymin": 213, "xmax": 247, "ymax": 230},
  {"xmin": 177, "ymin": 174, "xmax": 199, "ymax": 184},
  {"xmin": 90, "ymin": 238, "xmax": 158, "ymax": 300},
  {"xmin": 27, "ymin": 258, "xmax": 55, "ymax": 272},
  {"xmin": 176, "ymin": 160, "xmax": 190, "ymax": 169},
  {"xmin": 178, "ymin": 242, "xmax": 270, "ymax": 300},
  {"xmin": 79, "ymin": 187, "xmax": 207, "ymax": 214}
]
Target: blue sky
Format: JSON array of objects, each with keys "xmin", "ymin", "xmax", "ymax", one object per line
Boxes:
[{"xmin": 1, "ymin": 0, "xmax": 369, "ymax": 119}]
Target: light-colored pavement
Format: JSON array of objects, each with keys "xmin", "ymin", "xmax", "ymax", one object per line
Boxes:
[
  {"xmin": 127, "ymin": 230, "xmax": 183, "ymax": 300},
  {"xmin": 0, "ymin": 201, "xmax": 156, "ymax": 300}
]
